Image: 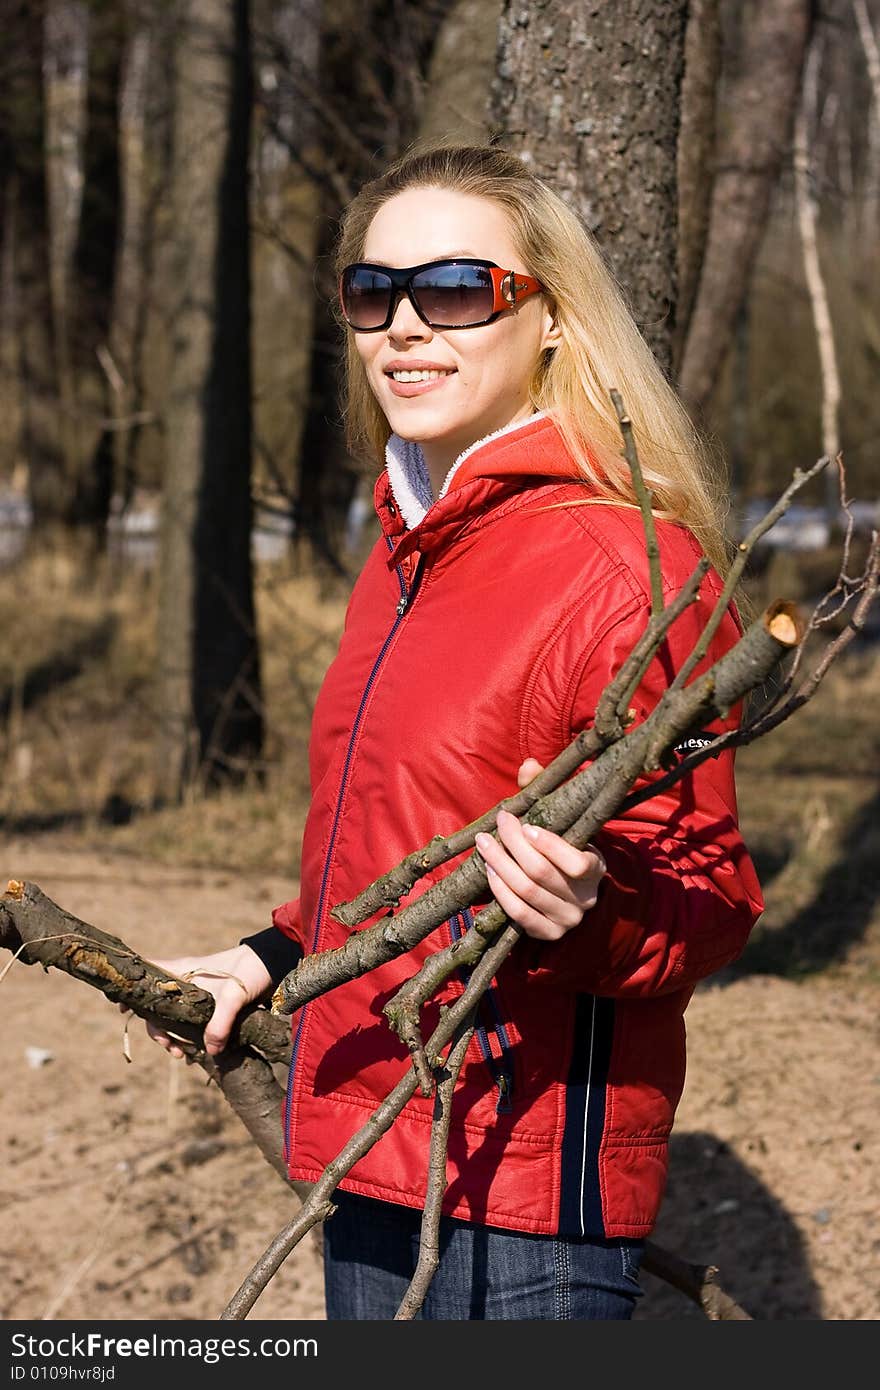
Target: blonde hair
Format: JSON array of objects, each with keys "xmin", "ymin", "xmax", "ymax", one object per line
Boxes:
[{"xmin": 333, "ymin": 143, "xmax": 735, "ymax": 580}]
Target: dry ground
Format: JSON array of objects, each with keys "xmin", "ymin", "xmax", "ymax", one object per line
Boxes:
[{"xmin": 1, "ymin": 828, "xmax": 877, "ymax": 1321}]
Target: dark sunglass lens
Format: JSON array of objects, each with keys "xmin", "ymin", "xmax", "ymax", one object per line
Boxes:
[
  {"xmin": 342, "ymin": 267, "xmax": 394, "ymax": 329},
  {"xmin": 411, "ymin": 264, "xmax": 494, "ymax": 326}
]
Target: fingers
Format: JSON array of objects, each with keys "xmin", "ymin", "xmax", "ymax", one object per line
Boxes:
[
  {"xmin": 145, "ymin": 1017, "xmax": 194, "ymax": 1060},
  {"xmin": 116, "ymin": 948, "xmax": 269, "ymax": 1061},
  {"xmin": 516, "ymin": 757, "xmax": 545, "ymax": 789},
  {"xmin": 475, "ymin": 808, "xmax": 606, "ymax": 941},
  {"xmin": 201, "ymin": 991, "xmax": 241, "ymax": 1056},
  {"xmin": 477, "ymin": 815, "xmax": 572, "ymax": 909}
]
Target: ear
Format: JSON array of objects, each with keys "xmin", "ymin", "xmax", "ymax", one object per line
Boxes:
[{"xmin": 539, "ymin": 301, "xmax": 562, "ymax": 352}]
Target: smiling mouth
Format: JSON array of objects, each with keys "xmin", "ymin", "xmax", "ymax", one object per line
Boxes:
[{"xmin": 387, "ymin": 368, "xmax": 455, "ymax": 383}]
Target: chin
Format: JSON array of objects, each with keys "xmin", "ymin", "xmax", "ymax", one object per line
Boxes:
[{"xmin": 385, "ymin": 406, "xmax": 462, "ymax": 443}]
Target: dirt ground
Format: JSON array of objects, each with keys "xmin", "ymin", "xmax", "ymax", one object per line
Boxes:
[{"xmin": 2, "ymin": 830, "xmax": 877, "ymax": 1323}]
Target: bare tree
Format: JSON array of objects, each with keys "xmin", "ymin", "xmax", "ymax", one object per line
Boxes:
[
  {"xmin": 105, "ymin": 0, "xmax": 166, "ymax": 516},
  {"xmin": 417, "ymin": 0, "xmax": 501, "ymax": 146},
  {"xmin": 853, "ymin": 0, "xmax": 880, "ymax": 244},
  {"xmin": 794, "ymin": 30, "xmax": 843, "ymax": 529},
  {"xmin": 491, "ymin": 0, "xmax": 688, "ymax": 374},
  {"xmin": 1, "ymin": 1, "xmax": 63, "ymax": 522},
  {"xmin": 157, "ymin": 0, "xmax": 263, "ymax": 798},
  {"xmin": 674, "ymin": 0, "xmax": 722, "ymax": 375},
  {"xmin": 677, "ymin": 0, "xmax": 813, "ymax": 417},
  {"xmin": 250, "ymin": 0, "xmax": 322, "ymax": 506}
]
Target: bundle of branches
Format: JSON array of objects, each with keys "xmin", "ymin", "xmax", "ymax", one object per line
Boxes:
[{"xmin": 2, "ymin": 394, "xmax": 877, "ymax": 1323}]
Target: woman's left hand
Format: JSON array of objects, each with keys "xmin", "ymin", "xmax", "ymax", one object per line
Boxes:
[{"xmin": 474, "ymin": 758, "xmax": 607, "ymax": 941}]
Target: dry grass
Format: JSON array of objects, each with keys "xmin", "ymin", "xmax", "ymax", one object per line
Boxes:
[{"xmin": 0, "ymin": 542, "xmax": 350, "ymax": 874}]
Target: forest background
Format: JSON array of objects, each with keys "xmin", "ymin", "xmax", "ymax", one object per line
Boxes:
[{"xmin": 1, "ymin": 0, "xmax": 878, "ymax": 1322}]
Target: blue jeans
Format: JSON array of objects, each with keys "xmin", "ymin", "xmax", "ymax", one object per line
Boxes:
[{"xmin": 323, "ymin": 1190, "xmax": 645, "ymax": 1320}]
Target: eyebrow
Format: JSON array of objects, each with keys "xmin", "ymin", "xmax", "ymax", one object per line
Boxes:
[{"xmin": 364, "ymin": 251, "xmax": 485, "ymax": 266}]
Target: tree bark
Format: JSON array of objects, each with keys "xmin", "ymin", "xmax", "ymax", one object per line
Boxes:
[
  {"xmin": 418, "ymin": 0, "xmax": 502, "ymax": 146},
  {"xmin": 157, "ymin": 0, "xmax": 263, "ymax": 798},
  {"xmin": 853, "ymin": 0, "xmax": 880, "ymax": 246},
  {"xmin": 27, "ymin": 0, "xmax": 125, "ymax": 536},
  {"xmin": 673, "ymin": 0, "xmax": 721, "ymax": 377},
  {"xmin": 250, "ymin": 0, "xmax": 322, "ymax": 508},
  {"xmin": 43, "ymin": 0, "xmax": 90, "ymax": 520},
  {"xmin": 490, "ymin": 0, "xmax": 688, "ymax": 375},
  {"xmin": 677, "ymin": 0, "xmax": 813, "ymax": 417},
  {"xmin": 2, "ymin": 1, "xmax": 66, "ymax": 522},
  {"xmin": 794, "ymin": 31, "xmax": 843, "ymax": 528},
  {"xmin": 106, "ymin": 0, "xmax": 160, "ymax": 516}
]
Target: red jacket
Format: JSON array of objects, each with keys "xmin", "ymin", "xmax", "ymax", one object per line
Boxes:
[{"xmin": 271, "ymin": 413, "xmax": 764, "ymax": 1238}]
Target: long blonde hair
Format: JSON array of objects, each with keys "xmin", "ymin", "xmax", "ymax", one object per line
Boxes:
[{"xmin": 333, "ymin": 143, "xmax": 735, "ymax": 579}]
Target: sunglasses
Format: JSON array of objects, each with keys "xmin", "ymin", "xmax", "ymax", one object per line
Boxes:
[{"xmin": 339, "ymin": 258, "xmax": 544, "ymax": 332}]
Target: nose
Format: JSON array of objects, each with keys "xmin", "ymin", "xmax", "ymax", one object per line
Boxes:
[{"xmin": 387, "ymin": 288, "xmax": 431, "ymax": 341}]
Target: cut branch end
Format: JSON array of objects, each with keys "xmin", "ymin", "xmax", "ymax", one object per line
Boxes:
[{"xmin": 765, "ymin": 601, "xmax": 803, "ymax": 647}]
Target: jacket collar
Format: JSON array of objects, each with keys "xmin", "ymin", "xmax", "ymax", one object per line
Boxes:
[
  {"xmin": 374, "ymin": 412, "xmax": 586, "ymax": 565},
  {"xmin": 384, "ymin": 411, "xmax": 551, "ymax": 530}
]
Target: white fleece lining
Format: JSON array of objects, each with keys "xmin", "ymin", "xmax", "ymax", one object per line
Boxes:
[{"xmin": 385, "ymin": 411, "xmax": 549, "ymax": 530}]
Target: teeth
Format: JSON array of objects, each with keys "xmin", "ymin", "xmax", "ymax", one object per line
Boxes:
[{"xmin": 391, "ymin": 369, "xmax": 452, "ymax": 382}]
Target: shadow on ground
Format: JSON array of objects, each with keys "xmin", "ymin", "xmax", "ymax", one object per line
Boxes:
[
  {"xmin": 636, "ymin": 1131, "xmax": 823, "ymax": 1319},
  {"xmin": 728, "ymin": 786, "xmax": 880, "ymax": 979}
]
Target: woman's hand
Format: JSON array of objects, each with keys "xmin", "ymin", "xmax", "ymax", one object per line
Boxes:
[
  {"xmin": 123, "ymin": 945, "xmax": 273, "ymax": 1058},
  {"xmin": 474, "ymin": 758, "xmax": 607, "ymax": 941}
]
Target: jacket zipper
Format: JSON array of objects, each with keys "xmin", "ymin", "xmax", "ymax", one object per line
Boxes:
[
  {"xmin": 450, "ymin": 908, "xmax": 514, "ymax": 1113},
  {"xmin": 284, "ymin": 542, "xmax": 425, "ymax": 1166}
]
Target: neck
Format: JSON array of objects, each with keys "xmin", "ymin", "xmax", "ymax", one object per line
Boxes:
[
  {"xmin": 420, "ymin": 404, "xmax": 538, "ymax": 497},
  {"xmin": 421, "ymin": 446, "xmax": 456, "ymax": 500}
]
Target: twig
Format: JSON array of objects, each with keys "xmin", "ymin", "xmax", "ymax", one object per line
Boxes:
[
  {"xmin": 670, "ymin": 453, "xmax": 832, "ymax": 690},
  {"xmin": 610, "ymin": 388, "xmax": 664, "ymax": 615},
  {"xmin": 232, "ymin": 583, "xmax": 797, "ymax": 1315},
  {"xmin": 641, "ymin": 1242, "xmax": 751, "ymax": 1319},
  {"xmin": 375, "ymin": 605, "xmax": 802, "ymax": 1076},
  {"xmin": 394, "ymin": 1014, "xmax": 477, "ymax": 1321},
  {"xmin": 221, "ymin": 926, "xmax": 522, "ymax": 1320},
  {"xmin": 276, "ymin": 602, "xmax": 803, "ymax": 1023},
  {"xmin": 617, "ymin": 529, "xmax": 880, "ymax": 815},
  {"xmin": 0, "ymin": 884, "xmax": 291, "ymax": 1066}
]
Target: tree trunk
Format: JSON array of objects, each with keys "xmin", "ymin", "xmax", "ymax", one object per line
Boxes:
[
  {"xmin": 106, "ymin": 1, "xmax": 159, "ymax": 516},
  {"xmin": 490, "ymin": 0, "xmax": 688, "ymax": 376},
  {"xmin": 794, "ymin": 30, "xmax": 842, "ymax": 527},
  {"xmin": 43, "ymin": 0, "xmax": 90, "ymax": 520},
  {"xmin": 157, "ymin": 0, "xmax": 263, "ymax": 799},
  {"xmin": 854, "ymin": 0, "xmax": 880, "ymax": 248},
  {"xmin": 674, "ymin": 0, "xmax": 721, "ymax": 377},
  {"xmin": 33, "ymin": 0, "xmax": 122, "ymax": 535},
  {"xmin": 292, "ymin": 0, "xmax": 454, "ymax": 570},
  {"xmin": 418, "ymin": 0, "xmax": 502, "ymax": 146},
  {"xmin": 67, "ymin": 0, "xmax": 125, "ymax": 533},
  {"xmin": 677, "ymin": 0, "xmax": 813, "ymax": 418},
  {"xmin": 250, "ymin": 0, "xmax": 322, "ymax": 507},
  {"xmin": 2, "ymin": 1, "xmax": 65, "ymax": 522}
]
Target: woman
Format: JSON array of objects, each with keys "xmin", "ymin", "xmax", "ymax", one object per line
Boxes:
[{"xmin": 145, "ymin": 144, "xmax": 765, "ymax": 1320}]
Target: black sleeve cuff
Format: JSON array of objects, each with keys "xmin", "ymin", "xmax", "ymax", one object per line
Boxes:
[{"xmin": 239, "ymin": 926, "xmax": 303, "ymax": 986}]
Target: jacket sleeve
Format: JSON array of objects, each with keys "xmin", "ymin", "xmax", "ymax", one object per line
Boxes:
[
  {"xmin": 239, "ymin": 896, "xmax": 306, "ymax": 986},
  {"xmin": 515, "ymin": 571, "xmax": 765, "ymax": 999}
]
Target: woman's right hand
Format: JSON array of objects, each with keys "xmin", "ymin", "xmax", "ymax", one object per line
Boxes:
[{"xmin": 129, "ymin": 945, "xmax": 273, "ymax": 1058}]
